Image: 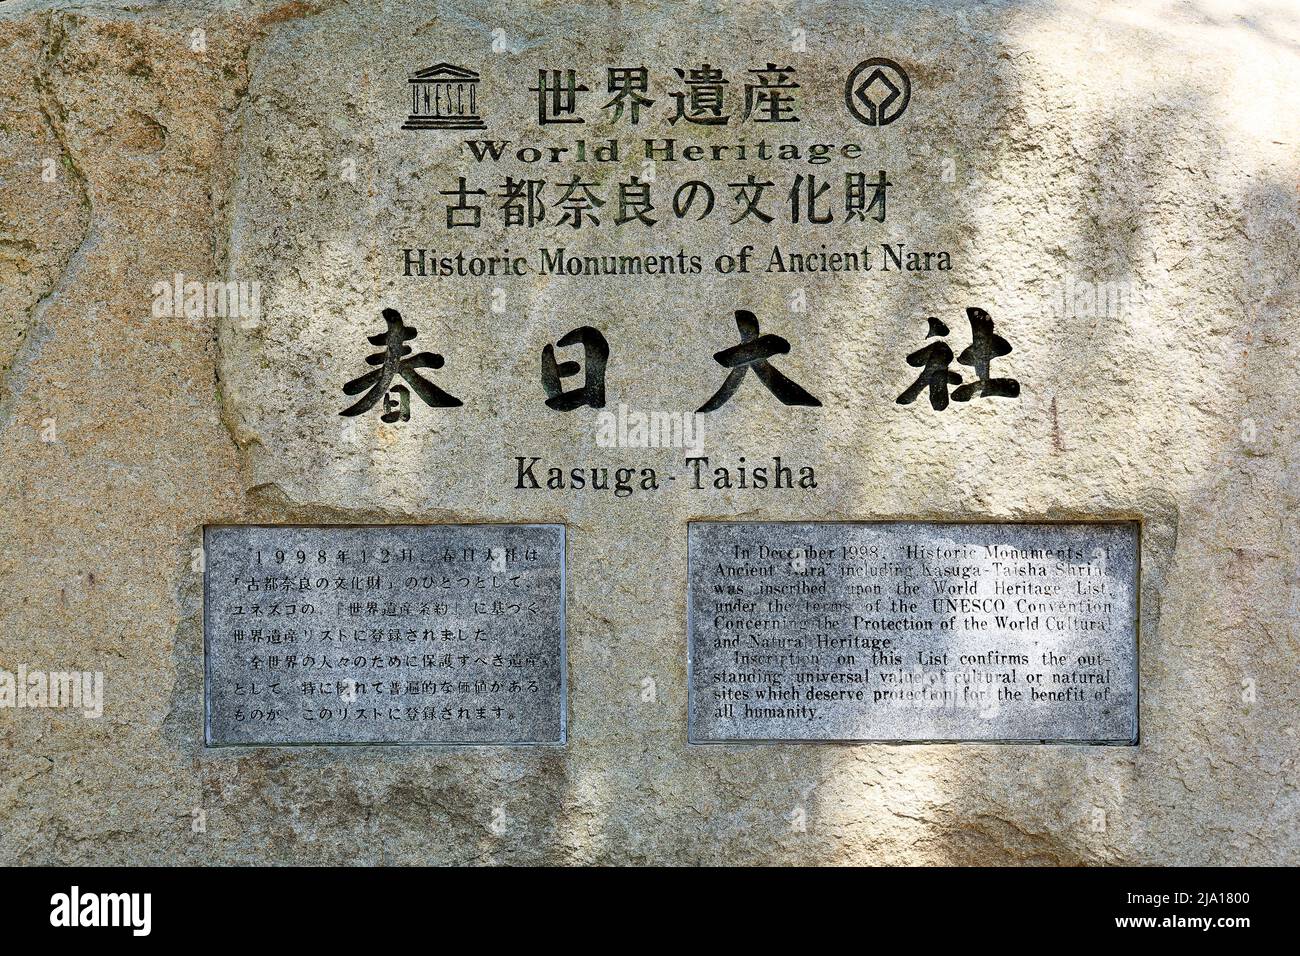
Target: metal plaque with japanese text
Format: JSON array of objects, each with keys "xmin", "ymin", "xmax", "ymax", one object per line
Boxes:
[{"xmin": 204, "ymin": 524, "xmax": 565, "ymax": 746}]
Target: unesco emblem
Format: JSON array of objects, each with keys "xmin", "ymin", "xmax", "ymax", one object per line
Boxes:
[
  {"xmin": 845, "ymin": 57, "xmax": 911, "ymax": 126},
  {"xmin": 402, "ymin": 62, "xmax": 487, "ymax": 130}
]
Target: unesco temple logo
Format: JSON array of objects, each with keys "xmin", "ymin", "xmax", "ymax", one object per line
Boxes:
[
  {"xmin": 401, "ymin": 62, "xmax": 487, "ymax": 130},
  {"xmin": 845, "ymin": 57, "xmax": 911, "ymax": 126}
]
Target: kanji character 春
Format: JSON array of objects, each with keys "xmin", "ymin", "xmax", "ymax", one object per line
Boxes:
[
  {"xmin": 340, "ymin": 308, "xmax": 462, "ymax": 422},
  {"xmin": 541, "ymin": 326, "xmax": 609, "ymax": 410},
  {"xmin": 697, "ymin": 310, "xmax": 821, "ymax": 412}
]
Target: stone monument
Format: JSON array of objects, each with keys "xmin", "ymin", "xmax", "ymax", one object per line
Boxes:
[{"xmin": 0, "ymin": 0, "xmax": 1296, "ymax": 866}]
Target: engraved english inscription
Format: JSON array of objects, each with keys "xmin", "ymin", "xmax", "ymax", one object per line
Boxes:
[{"xmin": 688, "ymin": 521, "xmax": 1138, "ymax": 744}]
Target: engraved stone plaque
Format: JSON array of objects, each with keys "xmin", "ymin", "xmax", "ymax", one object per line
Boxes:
[
  {"xmin": 688, "ymin": 521, "xmax": 1138, "ymax": 744},
  {"xmin": 204, "ymin": 524, "xmax": 565, "ymax": 746}
]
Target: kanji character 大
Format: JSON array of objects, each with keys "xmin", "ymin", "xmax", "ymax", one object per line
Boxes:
[{"xmin": 697, "ymin": 310, "xmax": 821, "ymax": 412}]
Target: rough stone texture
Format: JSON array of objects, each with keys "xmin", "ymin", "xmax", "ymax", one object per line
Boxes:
[{"xmin": 0, "ymin": 0, "xmax": 1297, "ymax": 864}]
